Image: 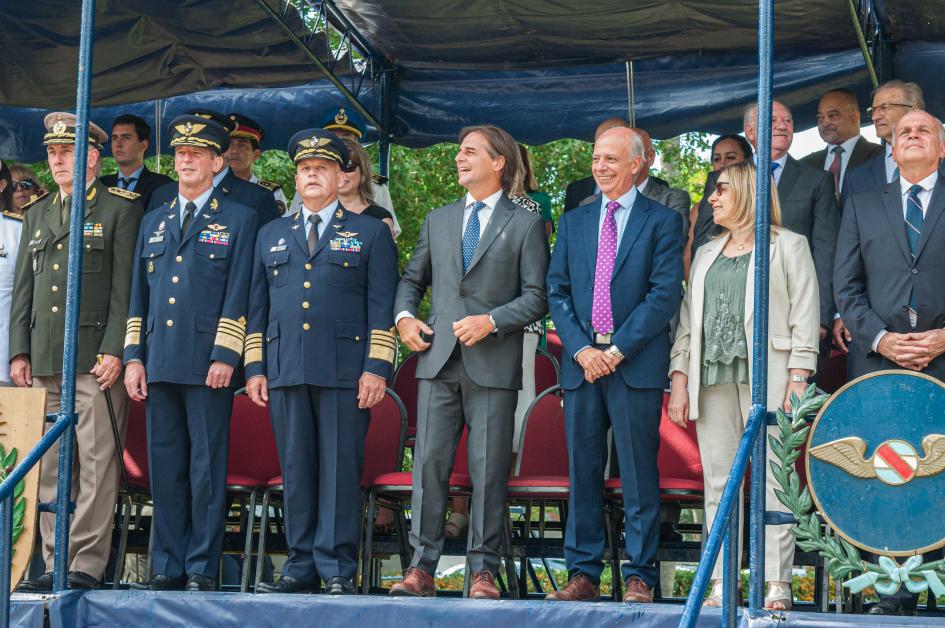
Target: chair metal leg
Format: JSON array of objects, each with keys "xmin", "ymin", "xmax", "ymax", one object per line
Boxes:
[
  {"xmin": 240, "ymin": 488, "xmax": 258, "ymax": 593},
  {"xmin": 254, "ymin": 489, "xmax": 272, "ymax": 590},
  {"xmin": 113, "ymin": 495, "xmax": 132, "ymax": 589},
  {"xmin": 144, "ymin": 513, "xmax": 155, "ymax": 580},
  {"xmin": 503, "ymin": 505, "xmax": 520, "ymax": 599},
  {"xmin": 361, "ymin": 491, "xmax": 376, "ymax": 594},
  {"xmin": 393, "ymin": 503, "xmax": 410, "ymax": 571}
]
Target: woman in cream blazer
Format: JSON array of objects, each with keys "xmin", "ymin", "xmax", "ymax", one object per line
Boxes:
[{"xmin": 667, "ymin": 161, "xmax": 819, "ymax": 610}]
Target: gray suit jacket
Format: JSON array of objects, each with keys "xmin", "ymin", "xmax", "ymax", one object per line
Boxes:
[
  {"xmin": 800, "ymin": 136, "xmax": 883, "ymax": 194},
  {"xmin": 642, "ymin": 176, "xmax": 692, "ymax": 240},
  {"xmin": 692, "ymin": 156, "xmax": 839, "ymax": 325},
  {"xmin": 835, "ymin": 176, "xmax": 945, "ymax": 381},
  {"xmin": 395, "ymin": 194, "xmax": 550, "ymax": 390}
]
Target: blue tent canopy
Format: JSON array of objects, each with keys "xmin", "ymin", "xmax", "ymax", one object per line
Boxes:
[{"xmin": 1, "ymin": 1, "xmax": 944, "ymax": 161}]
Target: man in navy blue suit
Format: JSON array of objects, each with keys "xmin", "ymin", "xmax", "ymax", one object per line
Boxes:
[{"xmin": 546, "ymin": 126, "xmax": 683, "ymax": 603}]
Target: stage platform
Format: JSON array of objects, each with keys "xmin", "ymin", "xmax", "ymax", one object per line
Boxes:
[{"xmin": 2, "ymin": 590, "xmax": 940, "ymax": 627}]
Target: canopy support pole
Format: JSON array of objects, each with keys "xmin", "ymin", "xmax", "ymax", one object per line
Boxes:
[{"xmin": 847, "ymin": 0, "xmax": 880, "ymax": 88}]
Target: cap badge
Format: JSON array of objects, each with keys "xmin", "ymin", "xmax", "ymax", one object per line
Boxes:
[{"xmin": 335, "ymin": 108, "xmax": 349, "ymax": 125}]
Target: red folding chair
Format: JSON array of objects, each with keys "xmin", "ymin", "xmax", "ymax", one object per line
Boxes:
[
  {"xmin": 534, "ymin": 346, "xmax": 560, "ymax": 395},
  {"xmin": 544, "ymin": 329, "xmax": 563, "ymax": 365},
  {"xmin": 391, "ymin": 352, "xmax": 419, "ymax": 447},
  {"xmin": 113, "ymin": 398, "xmax": 151, "ymax": 588}
]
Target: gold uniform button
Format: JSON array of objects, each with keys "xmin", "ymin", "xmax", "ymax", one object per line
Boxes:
[
  {"xmin": 302, "ymin": 301, "xmax": 310, "ymax": 309},
  {"xmin": 85, "ymin": 244, "xmax": 91, "ymax": 250},
  {"xmin": 343, "ymin": 262, "xmax": 349, "ymax": 268},
  {"xmin": 303, "ymin": 281, "xmax": 311, "ymax": 288},
  {"xmin": 302, "ymin": 323, "xmax": 310, "ymax": 331},
  {"xmin": 305, "ymin": 263, "xmax": 312, "ymax": 270},
  {"xmin": 172, "ymin": 276, "xmax": 179, "ymax": 284},
  {"xmin": 209, "ymin": 254, "xmax": 215, "ymax": 259},
  {"xmin": 176, "ymin": 255, "xmax": 183, "ymax": 263},
  {"xmin": 273, "ymin": 269, "xmax": 279, "ymax": 276},
  {"xmin": 168, "ymin": 297, "xmax": 176, "ymax": 304},
  {"xmin": 166, "ymin": 320, "xmax": 174, "ymax": 327},
  {"xmin": 53, "ymin": 263, "xmax": 60, "ymax": 271},
  {"xmin": 355, "ymin": 336, "xmax": 360, "ymax": 341},
  {"xmin": 56, "ymin": 243, "xmax": 63, "ymax": 250},
  {"xmin": 51, "ymin": 286, "xmax": 58, "ymax": 293},
  {"xmin": 51, "ymin": 306, "xmax": 58, "ymax": 313}
]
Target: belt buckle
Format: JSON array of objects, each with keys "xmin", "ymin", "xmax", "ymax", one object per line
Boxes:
[{"xmin": 594, "ymin": 332, "xmax": 612, "ymax": 345}]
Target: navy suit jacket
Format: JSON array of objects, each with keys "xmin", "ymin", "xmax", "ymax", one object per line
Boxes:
[
  {"xmin": 840, "ymin": 151, "xmax": 889, "ymax": 209},
  {"xmin": 547, "ymin": 193, "xmax": 683, "ymax": 390}
]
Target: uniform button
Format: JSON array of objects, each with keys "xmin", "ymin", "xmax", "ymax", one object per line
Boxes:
[
  {"xmin": 912, "ymin": 268, "xmax": 918, "ymax": 274},
  {"xmin": 303, "ymin": 281, "xmax": 311, "ymax": 288},
  {"xmin": 305, "ymin": 263, "xmax": 312, "ymax": 270},
  {"xmin": 343, "ymin": 262, "xmax": 349, "ymax": 267},
  {"xmin": 51, "ymin": 286, "xmax": 58, "ymax": 293},
  {"xmin": 166, "ymin": 320, "xmax": 174, "ymax": 327},
  {"xmin": 302, "ymin": 301, "xmax": 310, "ymax": 309},
  {"xmin": 273, "ymin": 269, "xmax": 279, "ymax": 276},
  {"xmin": 176, "ymin": 255, "xmax": 183, "ymax": 262},
  {"xmin": 355, "ymin": 336, "xmax": 360, "ymax": 341},
  {"xmin": 172, "ymin": 276, "xmax": 179, "ymax": 284},
  {"xmin": 56, "ymin": 243, "xmax": 63, "ymax": 250},
  {"xmin": 168, "ymin": 297, "xmax": 176, "ymax": 304},
  {"xmin": 51, "ymin": 306, "xmax": 58, "ymax": 313},
  {"xmin": 53, "ymin": 263, "xmax": 60, "ymax": 271},
  {"xmin": 302, "ymin": 323, "xmax": 310, "ymax": 331},
  {"xmin": 85, "ymin": 244, "xmax": 91, "ymax": 250},
  {"xmin": 209, "ymin": 254, "xmax": 215, "ymax": 259}
]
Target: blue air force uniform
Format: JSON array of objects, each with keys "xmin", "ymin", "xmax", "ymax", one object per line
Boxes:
[
  {"xmin": 124, "ymin": 116, "xmax": 258, "ymax": 583},
  {"xmin": 245, "ymin": 130, "xmax": 398, "ymax": 587}
]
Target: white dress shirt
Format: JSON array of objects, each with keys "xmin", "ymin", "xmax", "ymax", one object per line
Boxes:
[
  {"xmin": 884, "ymin": 144, "xmax": 898, "ymax": 184},
  {"xmin": 754, "ymin": 154, "xmax": 788, "ymax": 186}
]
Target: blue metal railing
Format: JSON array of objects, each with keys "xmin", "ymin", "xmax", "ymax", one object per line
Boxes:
[
  {"xmin": 0, "ymin": 0, "xmax": 96, "ymax": 623},
  {"xmin": 679, "ymin": 0, "xmax": 774, "ymax": 625}
]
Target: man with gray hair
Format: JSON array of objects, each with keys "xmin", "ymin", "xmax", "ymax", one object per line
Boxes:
[
  {"xmin": 692, "ymin": 100, "xmax": 838, "ymax": 339},
  {"xmin": 547, "ymin": 126, "xmax": 683, "ymax": 603},
  {"xmin": 563, "ymin": 117, "xmax": 633, "ymax": 212}
]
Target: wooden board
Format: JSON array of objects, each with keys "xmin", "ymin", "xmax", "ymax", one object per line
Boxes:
[{"xmin": 0, "ymin": 387, "xmax": 47, "ymax": 591}]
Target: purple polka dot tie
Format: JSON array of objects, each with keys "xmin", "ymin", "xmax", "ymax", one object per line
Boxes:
[{"xmin": 592, "ymin": 201, "xmax": 620, "ymax": 334}]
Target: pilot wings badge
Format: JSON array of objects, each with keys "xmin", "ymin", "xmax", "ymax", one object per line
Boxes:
[{"xmin": 810, "ymin": 435, "xmax": 945, "ymax": 486}]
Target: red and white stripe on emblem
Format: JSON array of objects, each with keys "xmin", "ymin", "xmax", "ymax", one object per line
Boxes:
[{"xmin": 873, "ymin": 440, "xmax": 919, "ymax": 485}]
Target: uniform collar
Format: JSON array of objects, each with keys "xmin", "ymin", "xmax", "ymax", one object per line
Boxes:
[{"xmin": 302, "ymin": 198, "xmax": 339, "ymax": 225}]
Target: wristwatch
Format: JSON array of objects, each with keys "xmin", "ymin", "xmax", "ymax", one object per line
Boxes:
[
  {"xmin": 790, "ymin": 374, "xmax": 807, "ymax": 383},
  {"xmin": 607, "ymin": 345, "xmax": 625, "ymax": 360},
  {"xmin": 488, "ymin": 314, "xmax": 498, "ymax": 333}
]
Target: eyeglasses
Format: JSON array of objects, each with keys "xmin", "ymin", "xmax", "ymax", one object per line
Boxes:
[
  {"xmin": 867, "ymin": 103, "xmax": 913, "ymax": 115},
  {"xmin": 714, "ymin": 181, "xmax": 731, "ymax": 196},
  {"xmin": 11, "ymin": 179, "xmax": 35, "ymax": 191}
]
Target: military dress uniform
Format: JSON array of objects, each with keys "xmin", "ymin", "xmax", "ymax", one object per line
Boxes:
[
  {"xmin": 10, "ymin": 113, "xmax": 142, "ymax": 588},
  {"xmin": 0, "ymin": 209, "xmax": 24, "ymax": 383},
  {"xmin": 124, "ymin": 116, "xmax": 257, "ymax": 586},
  {"xmin": 247, "ymin": 130, "xmax": 398, "ymax": 591}
]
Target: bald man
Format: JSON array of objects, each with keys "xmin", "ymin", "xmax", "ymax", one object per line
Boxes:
[{"xmin": 563, "ymin": 118, "xmax": 632, "ymax": 213}]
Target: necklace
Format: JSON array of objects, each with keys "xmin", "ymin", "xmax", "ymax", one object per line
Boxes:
[{"xmin": 732, "ymin": 231, "xmax": 752, "ymax": 251}]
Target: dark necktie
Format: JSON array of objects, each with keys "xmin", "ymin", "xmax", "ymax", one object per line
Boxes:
[
  {"xmin": 308, "ymin": 213, "xmax": 321, "ymax": 256},
  {"xmin": 182, "ymin": 201, "xmax": 196, "ymax": 233},
  {"xmin": 59, "ymin": 194, "xmax": 70, "ymax": 227},
  {"xmin": 119, "ymin": 176, "xmax": 137, "ymax": 190},
  {"xmin": 828, "ymin": 145, "xmax": 844, "ymax": 198},
  {"xmin": 905, "ymin": 184, "xmax": 924, "ymax": 326},
  {"xmin": 592, "ymin": 201, "xmax": 620, "ymax": 334},
  {"xmin": 462, "ymin": 201, "xmax": 486, "ymax": 273}
]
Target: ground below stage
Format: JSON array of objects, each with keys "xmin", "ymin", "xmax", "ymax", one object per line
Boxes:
[{"xmin": 6, "ymin": 590, "xmax": 942, "ymax": 627}]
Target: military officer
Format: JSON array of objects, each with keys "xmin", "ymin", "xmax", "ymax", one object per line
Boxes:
[
  {"xmin": 12, "ymin": 113, "xmax": 142, "ymax": 591},
  {"xmin": 224, "ymin": 113, "xmax": 288, "ymax": 213},
  {"xmin": 147, "ymin": 110, "xmax": 280, "ymax": 226},
  {"xmin": 248, "ymin": 129, "xmax": 398, "ymax": 595},
  {"xmin": 124, "ymin": 115, "xmax": 257, "ymax": 592}
]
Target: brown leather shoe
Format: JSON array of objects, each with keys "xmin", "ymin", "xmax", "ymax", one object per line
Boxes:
[
  {"xmin": 622, "ymin": 576, "xmax": 654, "ymax": 603},
  {"xmin": 468, "ymin": 570, "xmax": 500, "ymax": 600},
  {"xmin": 545, "ymin": 573, "xmax": 600, "ymax": 601},
  {"xmin": 389, "ymin": 567, "xmax": 436, "ymax": 597}
]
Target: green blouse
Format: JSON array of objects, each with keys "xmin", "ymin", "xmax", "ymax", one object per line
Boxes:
[{"xmin": 701, "ymin": 251, "xmax": 751, "ymax": 387}]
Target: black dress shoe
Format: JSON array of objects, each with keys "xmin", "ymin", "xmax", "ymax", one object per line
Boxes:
[
  {"xmin": 129, "ymin": 574, "xmax": 187, "ymax": 591},
  {"xmin": 67, "ymin": 571, "xmax": 101, "ymax": 590},
  {"xmin": 16, "ymin": 572, "xmax": 53, "ymax": 593},
  {"xmin": 256, "ymin": 576, "xmax": 316, "ymax": 594},
  {"xmin": 185, "ymin": 574, "xmax": 216, "ymax": 592},
  {"xmin": 659, "ymin": 522, "xmax": 683, "ymax": 543},
  {"xmin": 868, "ymin": 599, "xmax": 902, "ymax": 615},
  {"xmin": 325, "ymin": 576, "xmax": 355, "ymax": 595}
]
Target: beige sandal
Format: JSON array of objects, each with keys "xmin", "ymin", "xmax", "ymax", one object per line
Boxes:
[
  {"xmin": 444, "ymin": 512, "xmax": 469, "ymax": 539},
  {"xmin": 702, "ymin": 579, "xmax": 742, "ymax": 607},
  {"xmin": 764, "ymin": 581, "xmax": 793, "ymax": 611}
]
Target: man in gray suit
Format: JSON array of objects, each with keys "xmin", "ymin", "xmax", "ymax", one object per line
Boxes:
[
  {"xmin": 390, "ymin": 125, "xmax": 549, "ymax": 599},
  {"xmin": 692, "ymin": 100, "xmax": 838, "ymax": 334},
  {"xmin": 834, "ymin": 110, "xmax": 945, "ymax": 615},
  {"xmin": 801, "ymin": 88, "xmax": 883, "ymax": 198},
  {"xmin": 634, "ymin": 127, "xmax": 692, "ymax": 240}
]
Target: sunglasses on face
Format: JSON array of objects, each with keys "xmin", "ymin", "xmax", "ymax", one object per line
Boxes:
[
  {"xmin": 12, "ymin": 179, "xmax": 35, "ymax": 191},
  {"xmin": 714, "ymin": 181, "xmax": 731, "ymax": 196}
]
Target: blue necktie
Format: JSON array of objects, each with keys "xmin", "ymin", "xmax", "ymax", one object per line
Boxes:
[
  {"xmin": 462, "ymin": 201, "xmax": 486, "ymax": 273},
  {"xmin": 905, "ymin": 184, "xmax": 924, "ymax": 324},
  {"xmin": 119, "ymin": 176, "xmax": 137, "ymax": 190}
]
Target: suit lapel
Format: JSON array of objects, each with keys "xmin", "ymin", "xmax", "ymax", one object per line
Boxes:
[
  {"xmin": 312, "ymin": 204, "xmax": 346, "ymax": 260},
  {"xmin": 180, "ymin": 191, "xmax": 220, "ymax": 246},
  {"xmin": 777, "ymin": 157, "xmax": 802, "ymax": 198},
  {"xmin": 163, "ymin": 197, "xmax": 182, "ymax": 245},
  {"xmin": 450, "ymin": 199, "xmax": 465, "ymax": 276},
  {"xmin": 611, "ymin": 193, "xmax": 650, "ymax": 276},
  {"xmin": 873, "ymin": 152, "xmax": 889, "ymax": 187},
  {"xmin": 466, "ymin": 195, "xmax": 515, "ymax": 273},
  {"xmin": 744, "ymin": 232, "xmax": 778, "ymax": 328},
  {"xmin": 583, "ymin": 201, "xmax": 600, "ymax": 277},
  {"xmin": 53, "ymin": 181, "xmax": 100, "ymax": 240},
  {"xmin": 290, "ymin": 209, "xmax": 308, "ymax": 256},
  {"xmin": 915, "ymin": 180, "xmax": 945, "ymax": 261},
  {"xmin": 881, "ymin": 182, "xmax": 912, "ymax": 264}
]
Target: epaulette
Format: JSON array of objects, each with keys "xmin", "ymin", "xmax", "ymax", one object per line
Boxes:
[
  {"xmin": 2, "ymin": 210, "xmax": 23, "ymax": 222},
  {"xmin": 372, "ymin": 174, "xmax": 388, "ymax": 186},
  {"xmin": 107, "ymin": 187, "xmax": 141, "ymax": 201},
  {"xmin": 255, "ymin": 179, "xmax": 281, "ymax": 192},
  {"xmin": 20, "ymin": 192, "xmax": 48, "ymax": 212}
]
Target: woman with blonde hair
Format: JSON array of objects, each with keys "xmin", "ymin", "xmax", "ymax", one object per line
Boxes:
[{"xmin": 667, "ymin": 160, "xmax": 819, "ymax": 610}]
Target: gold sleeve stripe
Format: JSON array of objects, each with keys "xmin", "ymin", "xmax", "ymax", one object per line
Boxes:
[
  {"xmin": 219, "ymin": 317, "xmax": 247, "ymax": 329},
  {"xmin": 243, "ymin": 332, "xmax": 264, "ymax": 365},
  {"xmin": 214, "ymin": 331, "xmax": 244, "ymax": 355},
  {"xmin": 371, "ymin": 336, "xmax": 396, "ymax": 346},
  {"xmin": 244, "ymin": 347, "xmax": 263, "ymax": 365},
  {"xmin": 368, "ymin": 344, "xmax": 396, "ymax": 364},
  {"xmin": 124, "ymin": 317, "xmax": 143, "ymax": 347},
  {"xmin": 218, "ymin": 320, "xmax": 246, "ymax": 334}
]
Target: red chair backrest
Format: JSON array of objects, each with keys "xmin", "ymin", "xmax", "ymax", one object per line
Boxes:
[
  {"xmin": 453, "ymin": 427, "xmax": 470, "ymax": 476},
  {"xmin": 514, "ymin": 387, "xmax": 568, "ymax": 477},
  {"xmin": 657, "ymin": 392, "xmax": 703, "ymax": 482},
  {"xmin": 123, "ymin": 399, "xmax": 150, "ymax": 489},
  {"xmin": 545, "ymin": 330, "xmax": 563, "ymax": 364},
  {"xmin": 227, "ymin": 393, "xmax": 281, "ymax": 484},
  {"xmin": 534, "ymin": 349, "xmax": 559, "ymax": 396},
  {"xmin": 362, "ymin": 389, "xmax": 407, "ymax": 488},
  {"xmin": 392, "ymin": 353, "xmax": 419, "ymax": 439}
]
